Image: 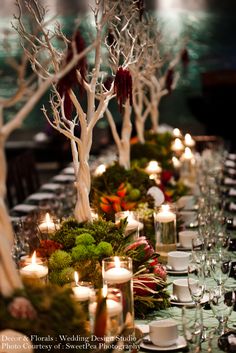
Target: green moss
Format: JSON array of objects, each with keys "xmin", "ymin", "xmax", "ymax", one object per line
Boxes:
[
  {"xmin": 49, "ymin": 250, "xmax": 72, "ymax": 271},
  {"xmin": 71, "ymin": 244, "xmax": 89, "ymax": 261},
  {"xmin": 96, "ymin": 241, "xmax": 113, "ymax": 258},
  {"xmin": 75, "ymin": 233, "xmax": 95, "ymax": 245}
]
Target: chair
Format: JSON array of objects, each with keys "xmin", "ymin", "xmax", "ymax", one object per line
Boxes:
[{"xmin": 6, "ymin": 150, "xmax": 40, "ymax": 208}]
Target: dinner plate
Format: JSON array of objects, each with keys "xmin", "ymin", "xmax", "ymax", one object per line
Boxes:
[
  {"xmin": 41, "ymin": 183, "xmax": 62, "ymax": 191},
  {"xmin": 52, "ymin": 174, "xmax": 75, "ymax": 182},
  {"xmin": 12, "ymin": 204, "xmax": 37, "ymax": 213},
  {"xmin": 27, "ymin": 192, "xmax": 54, "ymax": 201},
  {"xmin": 61, "ymin": 167, "xmax": 75, "ymax": 175},
  {"xmin": 140, "ymin": 336, "xmax": 187, "ymax": 351}
]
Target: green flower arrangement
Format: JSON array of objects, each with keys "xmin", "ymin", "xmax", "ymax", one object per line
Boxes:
[
  {"xmin": 131, "ymin": 131, "xmax": 174, "ymax": 170},
  {"xmin": 91, "ymin": 163, "xmax": 155, "ymax": 221},
  {"xmin": 47, "ymin": 218, "xmax": 126, "ymax": 286}
]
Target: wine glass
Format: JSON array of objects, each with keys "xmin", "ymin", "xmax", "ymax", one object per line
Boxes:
[
  {"xmin": 209, "ymin": 286, "xmax": 235, "ymax": 335},
  {"xmin": 188, "ymin": 258, "xmax": 206, "ymax": 305},
  {"xmin": 182, "ymin": 305, "xmax": 203, "ymax": 353},
  {"xmin": 209, "ymin": 252, "xmax": 232, "ymax": 286}
]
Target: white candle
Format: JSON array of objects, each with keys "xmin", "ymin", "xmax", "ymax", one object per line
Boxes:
[
  {"xmin": 182, "ymin": 147, "xmax": 194, "ymax": 160},
  {"xmin": 171, "ymin": 138, "xmax": 184, "ymax": 152},
  {"xmin": 173, "ymin": 128, "xmax": 182, "ymax": 138},
  {"xmin": 19, "ymin": 252, "xmax": 48, "ymax": 279},
  {"xmin": 103, "ymin": 257, "xmax": 132, "ymax": 284},
  {"xmin": 38, "ymin": 213, "xmax": 56, "ymax": 234},
  {"xmin": 72, "ymin": 286, "xmax": 91, "ymax": 301},
  {"xmin": 155, "ymin": 204, "xmax": 176, "ymax": 223},
  {"xmin": 184, "ymin": 133, "xmax": 195, "ymax": 147},
  {"xmin": 145, "ymin": 161, "xmax": 162, "ymax": 175},
  {"xmin": 89, "ymin": 299, "xmax": 122, "ymax": 317},
  {"xmin": 72, "ymin": 272, "xmax": 91, "ymax": 301},
  {"xmin": 94, "ymin": 164, "xmax": 106, "ymax": 176},
  {"xmin": 172, "ymin": 156, "xmax": 181, "ymax": 169}
]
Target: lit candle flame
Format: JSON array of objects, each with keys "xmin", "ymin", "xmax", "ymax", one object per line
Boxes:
[
  {"xmin": 45, "ymin": 212, "xmax": 52, "ymax": 224},
  {"xmin": 184, "ymin": 133, "xmax": 195, "ymax": 147},
  {"xmin": 172, "ymin": 156, "xmax": 181, "ymax": 168},
  {"xmin": 31, "ymin": 251, "xmax": 36, "ymax": 265},
  {"xmin": 183, "ymin": 147, "xmax": 193, "ymax": 159},
  {"xmin": 74, "ymin": 271, "xmax": 79, "ymax": 285},
  {"xmin": 114, "ymin": 256, "xmax": 120, "ymax": 268},
  {"xmin": 173, "ymin": 128, "xmax": 182, "ymax": 137},
  {"xmin": 102, "ymin": 284, "xmax": 108, "ymax": 298},
  {"xmin": 172, "ymin": 138, "xmax": 184, "ymax": 151},
  {"xmin": 95, "ymin": 164, "xmax": 106, "ymax": 176}
]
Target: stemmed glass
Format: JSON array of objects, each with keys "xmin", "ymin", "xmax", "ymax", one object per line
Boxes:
[
  {"xmin": 187, "ymin": 258, "xmax": 206, "ymax": 305},
  {"xmin": 209, "ymin": 286, "xmax": 235, "ymax": 335},
  {"xmin": 182, "ymin": 305, "xmax": 203, "ymax": 353},
  {"xmin": 209, "ymin": 252, "xmax": 232, "ymax": 286}
]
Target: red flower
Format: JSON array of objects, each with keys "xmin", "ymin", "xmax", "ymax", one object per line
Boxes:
[
  {"xmin": 36, "ymin": 240, "xmax": 63, "ymax": 258},
  {"xmin": 153, "ymin": 263, "xmax": 167, "ymax": 280},
  {"xmin": 161, "ymin": 171, "xmax": 173, "ymax": 185}
]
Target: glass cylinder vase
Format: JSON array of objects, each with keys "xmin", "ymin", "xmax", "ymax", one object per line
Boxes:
[
  {"xmin": 102, "ymin": 256, "xmax": 134, "ymax": 328},
  {"xmin": 154, "ymin": 204, "xmax": 177, "ymax": 262}
]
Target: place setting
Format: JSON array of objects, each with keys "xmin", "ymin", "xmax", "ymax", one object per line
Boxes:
[{"xmin": 138, "ymin": 319, "xmax": 187, "ymax": 352}]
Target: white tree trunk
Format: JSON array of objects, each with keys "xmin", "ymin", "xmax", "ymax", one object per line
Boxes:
[
  {"xmin": 0, "ymin": 137, "xmax": 23, "ymax": 296},
  {"xmin": 150, "ymin": 104, "xmax": 159, "ymax": 133},
  {"xmin": 135, "ymin": 116, "xmax": 145, "ymax": 144},
  {"xmin": 74, "ymin": 158, "xmax": 92, "ymax": 222},
  {"xmin": 119, "ymin": 101, "xmax": 132, "ymax": 170}
]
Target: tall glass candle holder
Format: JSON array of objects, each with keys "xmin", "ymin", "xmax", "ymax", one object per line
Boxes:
[
  {"xmin": 154, "ymin": 204, "xmax": 177, "ymax": 262},
  {"xmin": 102, "ymin": 256, "xmax": 134, "ymax": 328},
  {"xmin": 89, "ymin": 287, "xmax": 123, "ymax": 338}
]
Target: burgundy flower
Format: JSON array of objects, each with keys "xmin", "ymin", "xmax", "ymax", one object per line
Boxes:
[
  {"xmin": 57, "ymin": 30, "xmax": 87, "ymax": 119},
  {"xmin": 161, "ymin": 171, "xmax": 173, "ymax": 185},
  {"xmin": 114, "ymin": 67, "xmax": 133, "ymax": 112},
  {"xmin": 8, "ymin": 297, "xmax": 37, "ymax": 320},
  {"xmin": 165, "ymin": 68, "xmax": 174, "ymax": 93}
]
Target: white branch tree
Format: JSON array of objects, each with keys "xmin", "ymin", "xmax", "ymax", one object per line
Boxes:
[
  {"xmin": 103, "ymin": 1, "xmax": 143, "ymax": 169},
  {"xmin": 0, "ymin": 0, "xmax": 96, "ymax": 297}
]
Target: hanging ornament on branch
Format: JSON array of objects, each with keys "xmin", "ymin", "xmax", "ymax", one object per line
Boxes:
[
  {"xmin": 165, "ymin": 68, "xmax": 174, "ymax": 93},
  {"xmin": 114, "ymin": 67, "xmax": 133, "ymax": 112},
  {"xmin": 57, "ymin": 30, "xmax": 87, "ymax": 119}
]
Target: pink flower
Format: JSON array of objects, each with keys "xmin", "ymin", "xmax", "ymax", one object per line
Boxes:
[
  {"xmin": 8, "ymin": 297, "xmax": 37, "ymax": 320},
  {"xmin": 124, "ymin": 237, "xmax": 154, "ymax": 261},
  {"xmin": 153, "ymin": 263, "xmax": 167, "ymax": 280}
]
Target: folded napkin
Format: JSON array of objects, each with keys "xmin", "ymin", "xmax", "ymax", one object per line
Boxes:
[
  {"xmin": 228, "ymin": 153, "xmax": 236, "ymax": 161},
  {"xmin": 229, "ymin": 189, "xmax": 236, "ymax": 197}
]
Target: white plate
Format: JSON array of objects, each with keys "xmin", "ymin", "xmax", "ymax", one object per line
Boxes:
[
  {"xmin": 61, "ymin": 167, "xmax": 75, "ymax": 175},
  {"xmin": 52, "ymin": 175, "xmax": 75, "ymax": 182},
  {"xmin": 12, "ymin": 204, "xmax": 37, "ymax": 213},
  {"xmin": 27, "ymin": 193, "xmax": 54, "ymax": 201},
  {"xmin": 140, "ymin": 336, "xmax": 187, "ymax": 351},
  {"xmin": 41, "ymin": 183, "xmax": 61, "ymax": 191}
]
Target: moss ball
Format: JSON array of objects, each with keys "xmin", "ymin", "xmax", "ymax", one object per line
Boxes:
[
  {"xmin": 71, "ymin": 245, "xmax": 89, "ymax": 261},
  {"xmin": 75, "ymin": 233, "xmax": 95, "ymax": 245},
  {"xmin": 96, "ymin": 241, "xmax": 113, "ymax": 257},
  {"xmin": 49, "ymin": 250, "xmax": 72, "ymax": 271}
]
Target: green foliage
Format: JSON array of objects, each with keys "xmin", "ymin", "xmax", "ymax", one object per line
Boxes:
[
  {"xmin": 49, "ymin": 250, "xmax": 72, "ymax": 271},
  {"xmin": 71, "ymin": 244, "xmax": 90, "ymax": 261},
  {"xmin": 92, "ymin": 163, "xmax": 154, "ymax": 196},
  {"xmin": 95, "ymin": 241, "xmax": 113, "ymax": 258},
  {"xmin": 131, "ymin": 132, "xmax": 174, "ymax": 170},
  {"xmin": 0, "ymin": 283, "xmax": 88, "ymax": 352},
  {"xmin": 49, "ymin": 267, "xmax": 74, "ymax": 286},
  {"xmin": 75, "ymin": 233, "xmax": 95, "ymax": 245}
]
